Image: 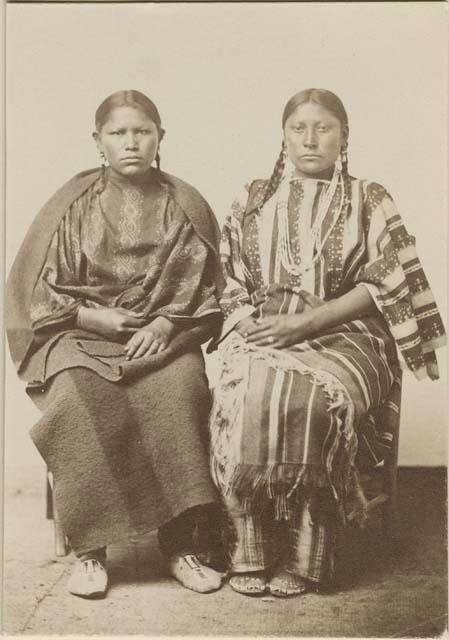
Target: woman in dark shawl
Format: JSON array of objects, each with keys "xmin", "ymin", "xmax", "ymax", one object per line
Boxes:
[
  {"xmin": 209, "ymin": 89, "xmax": 446, "ymax": 597},
  {"xmin": 6, "ymin": 90, "xmax": 225, "ymax": 597}
]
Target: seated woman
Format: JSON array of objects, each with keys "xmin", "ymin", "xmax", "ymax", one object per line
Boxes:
[
  {"xmin": 6, "ymin": 90, "xmax": 226, "ymax": 598},
  {"xmin": 209, "ymin": 88, "xmax": 446, "ymax": 597}
]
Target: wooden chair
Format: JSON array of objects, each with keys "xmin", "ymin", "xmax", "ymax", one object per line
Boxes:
[
  {"xmin": 347, "ymin": 430, "xmax": 400, "ymax": 539},
  {"xmin": 380, "ymin": 425, "xmax": 400, "ymax": 539},
  {"xmin": 46, "ymin": 472, "xmax": 70, "ymax": 557},
  {"xmin": 347, "ymin": 369, "xmax": 402, "ymax": 540}
]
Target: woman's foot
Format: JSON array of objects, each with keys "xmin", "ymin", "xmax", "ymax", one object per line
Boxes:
[
  {"xmin": 229, "ymin": 571, "xmax": 268, "ymax": 596},
  {"xmin": 67, "ymin": 558, "xmax": 108, "ymax": 598},
  {"xmin": 268, "ymin": 569, "xmax": 308, "ymax": 598},
  {"xmin": 169, "ymin": 554, "xmax": 223, "ymax": 593},
  {"xmin": 68, "ymin": 548, "xmax": 108, "ymax": 598}
]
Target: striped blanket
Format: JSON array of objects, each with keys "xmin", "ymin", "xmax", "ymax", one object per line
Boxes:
[
  {"xmin": 210, "ymin": 287, "xmax": 398, "ymax": 511},
  {"xmin": 209, "ymin": 175, "xmax": 445, "ymax": 514}
]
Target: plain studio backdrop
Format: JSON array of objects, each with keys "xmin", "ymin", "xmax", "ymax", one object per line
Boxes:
[{"xmin": 4, "ymin": 2, "xmax": 448, "ymax": 491}]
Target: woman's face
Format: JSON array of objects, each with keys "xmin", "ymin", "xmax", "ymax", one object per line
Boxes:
[
  {"xmin": 95, "ymin": 106, "xmax": 160, "ymax": 178},
  {"xmin": 283, "ymin": 102, "xmax": 346, "ymax": 179}
]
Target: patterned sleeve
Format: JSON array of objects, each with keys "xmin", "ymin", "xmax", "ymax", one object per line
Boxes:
[
  {"xmin": 355, "ymin": 182, "xmax": 446, "ymax": 380},
  {"xmin": 217, "ymin": 185, "xmax": 257, "ymax": 341},
  {"xmin": 30, "ymin": 196, "xmax": 87, "ymax": 332}
]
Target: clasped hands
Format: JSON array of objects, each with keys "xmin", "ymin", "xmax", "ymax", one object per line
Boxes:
[
  {"xmin": 77, "ymin": 307, "xmax": 176, "ymax": 360},
  {"xmin": 235, "ymin": 292, "xmax": 326, "ymax": 349}
]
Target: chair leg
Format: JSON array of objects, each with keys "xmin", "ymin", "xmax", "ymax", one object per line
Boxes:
[
  {"xmin": 47, "ymin": 472, "xmax": 70, "ymax": 557},
  {"xmin": 382, "ymin": 475, "xmax": 398, "ymax": 540},
  {"xmin": 382, "ymin": 438, "xmax": 400, "ymax": 542},
  {"xmin": 53, "ymin": 494, "xmax": 70, "ymax": 557},
  {"xmin": 46, "ymin": 476, "xmax": 53, "ymax": 520}
]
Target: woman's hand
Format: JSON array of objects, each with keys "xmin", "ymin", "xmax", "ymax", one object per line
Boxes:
[
  {"xmin": 124, "ymin": 316, "xmax": 177, "ymax": 360},
  {"xmin": 243, "ymin": 312, "xmax": 317, "ymax": 348},
  {"xmin": 299, "ymin": 290, "xmax": 326, "ymax": 309},
  {"xmin": 234, "ymin": 316, "xmax": 259, "ymax": 337},
  {"xmin": 240, "ymin": 287, "xmax": 378, "ymax": 349},
  {"xmin": 77, "ymin": 306, "xmax": 147, "ymax": 339}
]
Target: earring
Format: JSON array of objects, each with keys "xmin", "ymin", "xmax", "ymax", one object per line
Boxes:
[
  {"xmin": 336, "ymin": 146, "xmax": 347, "ymax": 172},
  {"xmin": 99, "ymin": 151, "xmax": 106, "ymax": 167}
]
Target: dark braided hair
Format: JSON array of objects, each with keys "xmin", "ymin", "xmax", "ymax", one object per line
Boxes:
[
  {"xmin": 93, "ymin": 90, "xmax": 165, "ymax": 195},
  {"xmin": 255, "ymin": 88, "xmax": 351, "ymax": 213},
  {"xmin": 257, "ymin": 142, "xmax": 287, "ymax": 209}
]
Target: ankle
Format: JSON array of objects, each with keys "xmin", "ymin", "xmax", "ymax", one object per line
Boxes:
[{"xmin": 77, "ymin": 547, "xmax": 107, "ymax": 563}]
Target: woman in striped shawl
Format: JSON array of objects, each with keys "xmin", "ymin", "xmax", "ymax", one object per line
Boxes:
[{"xmin": 209, "ymin": 89, "xmax": 446, "ymax": 597}]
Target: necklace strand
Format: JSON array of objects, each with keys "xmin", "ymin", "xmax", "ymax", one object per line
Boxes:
[{"xmin": 275, "ymin": 166, "xmax": 346, "ymax": 277}]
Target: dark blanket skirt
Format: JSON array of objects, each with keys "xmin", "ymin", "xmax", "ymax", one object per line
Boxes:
[{"xmin": 29, "ymin": 349, "xmax": 217, "ymax": 555}]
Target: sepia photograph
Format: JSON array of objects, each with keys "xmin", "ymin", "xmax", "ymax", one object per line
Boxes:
[{"xmin": 2, "ymin": 1, "xmax": 448, "ymax": 637}]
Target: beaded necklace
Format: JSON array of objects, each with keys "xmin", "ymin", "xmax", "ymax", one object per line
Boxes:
[{"xmin": 275, "ymin": 163, "xmax": 346, "ymax": 277}]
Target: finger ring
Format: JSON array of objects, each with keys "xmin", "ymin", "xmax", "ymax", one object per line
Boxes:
[{"xmin": 267, "ymin": 336, "xmax": 274, "ymax": 344}]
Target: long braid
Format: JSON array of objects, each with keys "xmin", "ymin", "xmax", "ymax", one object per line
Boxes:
[
  {"xmin": 263, "ymin": 143, "xmax": 287, "ymax": 205},
  {"xmin": 245, "ymin": 143, "xmax": 286, "ymax": 217}
]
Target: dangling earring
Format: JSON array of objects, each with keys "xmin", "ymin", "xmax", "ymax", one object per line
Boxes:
[
  {"xmin": 155, "ymin": 151, "xmax": 161, "ymax": 171},
  {"xmin": 94, "ymin": 151, "xmax": 107, "ymax": 195},
  {"xmin": 336, "ymin": 145, "xmax": 347, "ymax": 172}
]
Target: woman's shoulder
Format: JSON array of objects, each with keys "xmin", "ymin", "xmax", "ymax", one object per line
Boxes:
[
  {"xmin": 57, "ymin": 167, "xmax": 102, "ymax": 195},
  {"xmin": 353, "ymin": 177, "xmax": 393, "ymax": 203},
  {"xmin": 42, "ymin": 167, "xmax": 103, "ymax": 214},
  {"xmin": 159, "ymin": 171, "xmax": 212, "ymax": 212},
  {"xmin": 159, "ymin": 171, "xmax": 221, "ymax": 249},
  {"xmin": 351, "ymin": 177, "xmax": 398, "ymax": 225},
  {"xmin": 228, "ymin": 178, "xmax": 269, "ymax": 216}
]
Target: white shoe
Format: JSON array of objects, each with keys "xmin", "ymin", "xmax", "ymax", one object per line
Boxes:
[
  {"xmin": 169, "ymin": 554, "xmax": 223, "ymax": 593},
  {"xmin": 68, "ymin": 558, "xmax": 108, "ymax": 598}
]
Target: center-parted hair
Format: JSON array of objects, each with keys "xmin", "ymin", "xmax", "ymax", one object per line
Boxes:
[
  {"xmin": 281, "ymin": 89, "xmax": 348, "ymax": 130},
  {"xmin": 258, "ymin": 88, "xmax": 350, "ymax": 212},
  {"xmin": 95, "ymin": 90, "xmax": 164, "ymax": 137}
]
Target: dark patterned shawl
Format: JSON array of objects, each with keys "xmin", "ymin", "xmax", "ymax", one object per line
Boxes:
[{"xmin": 6, "ymin": 168, "xmax": 225, "ymax": 378}]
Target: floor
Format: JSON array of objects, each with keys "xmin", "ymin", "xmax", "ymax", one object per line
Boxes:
[{"xmin": 2, "ymin": 467, "xmax": 447, "ymax": 637}]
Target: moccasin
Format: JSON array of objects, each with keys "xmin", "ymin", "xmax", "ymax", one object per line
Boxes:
[
  {"xmin": 67, "ymin": 558, "xmax": 108, "ymax": 598},
  {"xmin": 169, "ymin": 554, "xmax": 223, "ymax": 593}
]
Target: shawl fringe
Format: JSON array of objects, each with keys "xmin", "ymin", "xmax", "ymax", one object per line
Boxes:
[{"xmin": 210, "ymin": 334, "xmax": 357, "ymax": 510}]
